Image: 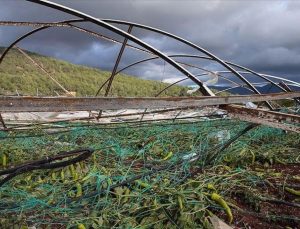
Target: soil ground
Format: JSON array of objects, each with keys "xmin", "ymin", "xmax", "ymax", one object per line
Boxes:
[{"xmin": 215, "ymin": 163, "xmax": 300, "ymax": 229}]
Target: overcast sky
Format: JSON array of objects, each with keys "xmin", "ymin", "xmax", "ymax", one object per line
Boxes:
[{"xmin": 0, "ymin": 0, "xmax": 299, "ymax": 87}]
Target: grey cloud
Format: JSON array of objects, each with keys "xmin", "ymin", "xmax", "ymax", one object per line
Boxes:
[{"xmin": 0, "ymin": 0, "xmax": 300, "ymax": 85}]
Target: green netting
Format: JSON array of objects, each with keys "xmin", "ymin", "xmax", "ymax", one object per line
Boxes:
[{"xmin": 0, "ymin": 119, "xmax": 299, "ymax": 228}]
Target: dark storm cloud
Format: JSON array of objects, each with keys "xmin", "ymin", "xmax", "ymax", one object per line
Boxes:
[{"xmin": 0, "ymin": 0, "xmax": 300, "ymax": 85}]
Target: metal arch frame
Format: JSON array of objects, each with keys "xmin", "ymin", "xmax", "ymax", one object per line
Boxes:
[
  {"xmin": 102, "ymin": 20, "xmax": 277, "ymax": 109},
  {"xmin": 2, "ymin": 20, "xmax": 297, "ymax": 91},
  {"xmin": 2, "ymin": 20, "xmax": 299, "ymax": 89},
  {"xmin": 0, "ymin": 17, "xmax": 293, "ymax": 108},
  {"xmin": 5, "ymin": 0, "xmax": 275, "ymax": 108},
  {"xmin": 261, "ymin": 74, "xmax": 300, "ymax": 87},
  {"xmin": 98, "ymin": 54, "xmax": 290, "ymax": 107},
  {"xmin": 2, "ymin": 18, "xmax": 299, "ymax": 99},
  {"xmin": 1, "ymin": 21, "xmax": 296, "ymax": 98},
  {"xmin": 102, "ymin": 20, "xmax": 269, "ymax": 99},
  {"xmin": 102, "ymin": 20, "xmax": 297, "ymax": 103},
  {"xmin": 219, "ymin": 71, "xmax": 300, "ymax": 88}
]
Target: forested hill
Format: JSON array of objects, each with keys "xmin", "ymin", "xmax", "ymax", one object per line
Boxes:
[{"xmin": 0, "ymin": 47, "xmax": 187, "ymax": 97}]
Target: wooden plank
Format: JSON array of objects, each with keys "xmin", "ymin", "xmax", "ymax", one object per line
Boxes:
[
  {"xmin": 224, "ymin": 105, "xmax": 300, "ymax": 133},
  {"xmin": 0, "ymin": 92, "xmax": 299, "ymax": 112}
]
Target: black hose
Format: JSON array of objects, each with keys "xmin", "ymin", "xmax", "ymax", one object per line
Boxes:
[{"xmin": 0, "ymin": 148, "xmax": 94, "ymax": 187}]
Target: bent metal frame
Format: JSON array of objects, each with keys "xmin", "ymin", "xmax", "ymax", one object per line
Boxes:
[{"xmin": 0, "ymin": 0, "xmax": 300, "ymax": 136}]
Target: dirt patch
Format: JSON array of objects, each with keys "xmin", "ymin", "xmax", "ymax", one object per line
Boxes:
[{"xmin": 214, "ymin": 163, "xmax": 300, "ymax": 229}]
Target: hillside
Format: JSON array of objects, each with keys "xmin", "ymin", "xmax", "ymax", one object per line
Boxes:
[{"xmin": 0, "ymin": 47, "xmax": 187, "ymax": 97}]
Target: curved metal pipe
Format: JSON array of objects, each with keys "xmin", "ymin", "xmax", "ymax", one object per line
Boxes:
[
  {"xmin": 175, "ymin": 61, "xmax": 240, "ymax": 86},
  {"xmin": 205, "ymin": 70, "xmax": 300, "ymax": 90},
  {"xmin": 254, "ymin": 74, "xmax": 300, "ymax": 88},
  {"xmin": 217, "ymin": 71, "xmax": 300, "ymax": 88}
]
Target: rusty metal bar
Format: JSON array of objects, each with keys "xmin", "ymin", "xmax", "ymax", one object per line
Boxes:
[
  {"xmin": 0, "ymin": 21, "xmax": 70, "ymax": 27},
  {"xmin": 224, "ymin": 105, "xmax": 300, "ymax": 132},
  {"xmin": 0, "ymin": 92, "xmax": 299, "ymax": 113}
]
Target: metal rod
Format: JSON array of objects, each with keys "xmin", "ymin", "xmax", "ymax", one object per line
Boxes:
[
  {"xmin": 101, "ymin": 25, "xmax": 132, "ymax": 97},
  {"xmin": 96, "ymin": 25, "xmax": 133, "ymax": 118}
]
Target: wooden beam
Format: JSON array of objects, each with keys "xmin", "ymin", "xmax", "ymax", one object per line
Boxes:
[
  {"xmin": 224, "ymin": 105, "xmax": 300, "ymax": 133},
  {"xmin": 0, "ymin": 92, "xmax": 299, "ymax": 112}
]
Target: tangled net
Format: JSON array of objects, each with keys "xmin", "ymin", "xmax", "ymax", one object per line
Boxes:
[{"xmin": 0, "ymin": 117, "xmax": 299, "ymax": 228}]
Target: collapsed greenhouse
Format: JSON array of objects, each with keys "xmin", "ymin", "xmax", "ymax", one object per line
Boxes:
[{"xmin": 0, "ymin": 0, "xmax": 300, "ymax": 228}]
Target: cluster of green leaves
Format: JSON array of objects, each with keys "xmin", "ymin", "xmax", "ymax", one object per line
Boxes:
[{"xmin": 0, "ymin": 47, "xmax": 187, "ymax": 97}]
